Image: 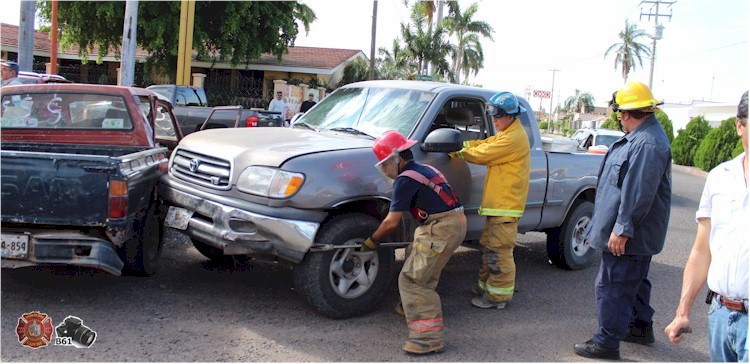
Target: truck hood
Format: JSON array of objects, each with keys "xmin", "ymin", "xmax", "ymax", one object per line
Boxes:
[{"xmin": 177, "ymin": 127, "xmax": 373, "ymax": 167}]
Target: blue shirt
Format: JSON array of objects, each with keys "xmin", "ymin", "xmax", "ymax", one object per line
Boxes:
[
  {"xmin": 583, "ymin": 115, "xmax": 672, "ymax": 255},
  {"xmin": 390, "ymin": 161, "xmax": 461, "ymax": 214}
]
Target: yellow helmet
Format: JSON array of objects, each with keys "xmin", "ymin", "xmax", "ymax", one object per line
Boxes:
[{"xmin": 612, "ymin": 81, "xmax": 663, "ymax": 111}]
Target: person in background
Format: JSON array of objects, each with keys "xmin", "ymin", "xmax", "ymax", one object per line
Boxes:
[
  {"xmin": 268, "ymin": 91, "xmax": 287, "ymax": 126},
  {"xmin": 453, "ymin": 91, "xmax": 530, "ymax": 310},
  {"xmin": 573, "ymin": 81, "xmax": 672, "ymax": 361},
  {"xmin": 664, "ymin": 91, "xmax": 748, "ymax": 362},
  {"xmin": 300, "ymin": 93, "xmax": 316, "ymax": 113},
  {"xmin": 363, "ymin": 130, "xmax": 466, "ymax": 355},
  {"xmin": 1, "ymin": 61, "xmax": 21, "ymax": 86}
]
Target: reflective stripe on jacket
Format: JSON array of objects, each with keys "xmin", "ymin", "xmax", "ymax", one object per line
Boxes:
[{"xmin": 456, "ymin": 119, "xmax": 530, "ymax": 217}]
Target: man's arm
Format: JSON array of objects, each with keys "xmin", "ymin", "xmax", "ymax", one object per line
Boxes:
[
  {"xmin": 664, "ymin": 218, "xmax": 711, "ymax": 344},
  {"xmin": 371, "ymin": 211, "xmax": 403, "ymax": 242}
]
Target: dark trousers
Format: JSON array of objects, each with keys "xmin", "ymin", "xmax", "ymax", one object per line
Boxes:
[{"xmin": 593, "ymin": 252, "xmax": 654, "ymax": 349}]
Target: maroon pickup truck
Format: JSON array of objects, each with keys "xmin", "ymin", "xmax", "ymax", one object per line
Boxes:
[{"xmin": 1, "ymin": 84, "xmax": 183, "ymax": 275}]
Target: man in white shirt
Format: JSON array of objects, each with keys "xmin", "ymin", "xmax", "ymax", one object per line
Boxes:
[
  {"xmin": 664, "ymin": 91, "xmax": 749, "ymax": 362},
  {"xmin": 1, "ymin": 61, "xmax": 22, "ymax": 86},
  {"xmin": 268, "ymin": 91, "xmax": 287, "ymax": 126}
]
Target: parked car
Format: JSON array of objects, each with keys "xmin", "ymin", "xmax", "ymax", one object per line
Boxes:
[
  {"xmin": 158, "ymin": 80, "xmax": 605, "ymax": 318},
  {"xmin": 147, "ymin": 84, "xmax": 282, "ymax": 134},
  {"xmin": 0, "ymin": 83, "xmax": 183, "ymax": 276},
  {"xmin": 17, "ymin": 71, "xmax": 71, "ymax": 84},
  {"xmin": 570, "ymin": 128, "xmax": 624, "ymax": 151}
]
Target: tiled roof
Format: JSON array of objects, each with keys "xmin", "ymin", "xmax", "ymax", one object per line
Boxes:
[{"xmin": 1, "ymin": 23, "xmax": 364, "ymax": 71}]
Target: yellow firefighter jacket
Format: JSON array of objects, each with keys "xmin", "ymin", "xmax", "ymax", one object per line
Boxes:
[{"xmin": 456, "ymin": 119, "xmax": 530, "ymax": 217}]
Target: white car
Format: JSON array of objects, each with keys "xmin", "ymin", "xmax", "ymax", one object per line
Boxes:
[{"xmin": 570, "ymin": 128, "xmax": 624, "ymax": 151}]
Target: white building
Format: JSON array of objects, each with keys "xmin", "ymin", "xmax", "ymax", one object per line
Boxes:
[{"xmin": 660, "ymin": 101, "xmax": 737, "ymax": 136}]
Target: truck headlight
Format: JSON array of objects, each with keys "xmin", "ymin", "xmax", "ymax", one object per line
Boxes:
[{"xmin": 236, "ymin": 166, "xmax": 305, "ymax": 198}]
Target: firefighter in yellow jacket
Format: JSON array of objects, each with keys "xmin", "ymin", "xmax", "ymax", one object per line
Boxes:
[{"xmin": 455, "ymin": 91, "xmax": 530, "ymax": 309}]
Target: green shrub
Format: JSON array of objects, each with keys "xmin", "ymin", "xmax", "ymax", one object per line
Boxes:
[
  {"xmin": 732, "ymin": 139, "xmax": 744, "ymax": 158},
  {"xmin": 671, "ymin": 116, "xmax": 711, "ymax": 166},
  {"xmin": 538, "ymin": 121, "xmax": 549, "ymax": 131},
  {"xmin": 694, "ymin": 117, "xmax": 740, "ymax": 171},
  {"xmin": 600, "ymin": 111, "xmax": 620, "ymax": 130},
  {"xmin": 655, "ymin": 110, "xmax": 674, "ymax": 144}
]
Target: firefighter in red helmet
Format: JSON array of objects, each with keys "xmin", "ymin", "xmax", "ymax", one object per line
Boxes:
[{"xmin": 364, "ymin": 130, "xmax": 467, "ymax": 355}]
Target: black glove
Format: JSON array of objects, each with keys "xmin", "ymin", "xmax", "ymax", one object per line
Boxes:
[{"xmin": 360, "ymin": 237, "xmax": 380, "ymax": 252}]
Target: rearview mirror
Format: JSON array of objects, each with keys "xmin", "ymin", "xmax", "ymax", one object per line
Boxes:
[{"xmin": 421, "ymin": 128, "xmax": 463, "ymax": 153}]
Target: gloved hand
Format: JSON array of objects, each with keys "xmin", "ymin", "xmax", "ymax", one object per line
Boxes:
[{"xmin": 360, "ymin": 237, "xmax": 380, "ymax": 252}]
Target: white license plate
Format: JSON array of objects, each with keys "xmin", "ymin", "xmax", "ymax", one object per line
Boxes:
[
  {"xmin": 1, "ymin": 234, "xmax": 29, "ymax": 259},
  {"xmin": 164, "ymin": 206, "xmax": 193, "ymax": 230}
]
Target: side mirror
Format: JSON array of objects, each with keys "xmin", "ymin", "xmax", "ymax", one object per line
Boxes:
[{"xmin": 421, "ymin": 128, "xmax": 463, "ymax": 153}]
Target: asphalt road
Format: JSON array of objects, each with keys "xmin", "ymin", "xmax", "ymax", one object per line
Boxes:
[{"xmin": 1, "ymin": 165, "xmax": 710, "ymax": 362}]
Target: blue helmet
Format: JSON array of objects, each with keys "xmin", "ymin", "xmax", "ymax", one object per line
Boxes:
[{"xmin": 487, "ymin": 91, "xmax": 526, "ymax": 117}]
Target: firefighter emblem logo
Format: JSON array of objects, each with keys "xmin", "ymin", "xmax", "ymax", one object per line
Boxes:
[{"xmin": 16, "ymin": 311, "xmax": 54, "ymax": 349}]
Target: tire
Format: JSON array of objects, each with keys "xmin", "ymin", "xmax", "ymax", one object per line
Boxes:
[
  {"xmin": 292, "ymin": 213, "xmax": 396, "ymax": 319},
  {"xmin": 546, "ymin": 200, "xmax": 595, "ymax": 270},
  {"xmin": 191, "ymin": 239, "xmax": 248, "ymax": 265},
  {"xmin": 120, "ymin": 201, "xmax": 163, "ymax": 276}
]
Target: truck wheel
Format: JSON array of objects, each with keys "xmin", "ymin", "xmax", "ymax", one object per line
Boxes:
[
  {"xmin": 546, "ymin": 200, "xmax": 595, "ymax": 270},
  {"xmin": 292, "ymin": 213, "xmax": 395, "ymax": 319},
  {"xmin": 120, "ymin": 202, "xmax": 163, "ymax": 276}
]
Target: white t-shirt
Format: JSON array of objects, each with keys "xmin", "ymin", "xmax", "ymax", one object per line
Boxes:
[
  {"xmin": 268, "ymin": 98, "xmax": 286, "ymax": 118},
  {"xmin": 696, "ymin": 152, "xmax": 749, "ymax": 300}
]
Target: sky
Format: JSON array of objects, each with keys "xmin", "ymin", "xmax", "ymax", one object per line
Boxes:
[{"xmin": 2, "ymin": 0, "xmax": 748, "ymax": 108}]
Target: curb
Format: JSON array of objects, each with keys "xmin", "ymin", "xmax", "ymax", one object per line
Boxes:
[{"xmin": 672, "ymin": 163, "xmax": 709, "ymax": 178}]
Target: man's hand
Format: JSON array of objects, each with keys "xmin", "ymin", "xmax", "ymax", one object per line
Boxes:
[
  {"xmin": 607, "ymin": 232, "xmax": 628, "ymax": 256},
  {"xmin": 360, "ymin": 237, "xmax": 380, "ymax": 252},
  {"xmin": 664, "ymin": 316, "xmax": 692, "ymax": 344}
]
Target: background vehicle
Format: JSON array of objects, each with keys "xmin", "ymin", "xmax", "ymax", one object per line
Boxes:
[
  {"xmin": 570, "ymin": 128, "xmax": 624, "ymax": 151},
  {"xmin": 159, "ymin": 80, "xmax": 604, "ymax": 318},
  {"xmin": 147, "ymin": 84, "xmax": 282, "ymax": 134},
  {"xmin": 16, "ymin": 71, "xmax": 71, "ymax": 84},
  {"xmin": 0, "ymin": 84, "xmax": 183, "ymax": 276}
]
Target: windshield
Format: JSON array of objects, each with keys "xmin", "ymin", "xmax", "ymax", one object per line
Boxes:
[
  {"xmin": 1, "ymin": 92, "xmax": 133, "ymax": 130},
  {"xmin": 596, "ymin": 134, "xmax": 621, "ymax": 148},
  {"xmin": 295, "ymin": 87, "xmax": 435, "ymax": 138}
]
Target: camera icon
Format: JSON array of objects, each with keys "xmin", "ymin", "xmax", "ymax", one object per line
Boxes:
[{"xmin": 55, "ymin": 316, "xmax": 96, "ymax": 348}]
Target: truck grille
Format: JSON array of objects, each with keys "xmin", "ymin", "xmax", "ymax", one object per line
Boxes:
[{"xmin": 171, "ymin": 148, "xmax": 232, "ymax": 190}]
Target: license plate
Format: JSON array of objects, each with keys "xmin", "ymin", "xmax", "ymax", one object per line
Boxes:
[
  {"xmin": 1, "ymin": 234, "xmax": 29, "ymax": 259},
  {"xmin": 164, "ymin": 206, "xmax": 193, "ymax": 230}
]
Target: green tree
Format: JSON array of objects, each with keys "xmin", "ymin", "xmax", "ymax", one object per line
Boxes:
[
  {"xmin": 600, "ymin": 110, "xmax": 621, "ymax": 130},
  {"xmin": 694, "ymin": 118, "xmax": 741, "ymax": 171},
  {"xmin": 376, "ymin": 39, "xmax": 416, "ymax": 80},
  {"xmin": 443, "ymin": 2, "xmax": 493, "ymax": 84},
  {"xmin": 655, "ymin": 109, "xmax": 674, "ymax": 144},
  {"xmin": 37, "ymin": 1, "xmax": 316, "ymax": 80},
  {"xmin": 399, "ymin": 4, "xmax": 455, "ymax": 80},
  {"xmin": 337, "ymin": 58, "xmax": 372, "ymax": 87},
  {"xmin": 604, "ymin": 20, "xmax": 651, "ymax": 82},
  {"xmin": 563, "ymin": 89, "xmax": 595, "ymax": 113},
  {"xmin": 732, "ymin": 139, "xmax": 744, "ymax": 158},
  {"xmin": 671, "ymin": 115, "xmax": 712, "ymax": 166}
]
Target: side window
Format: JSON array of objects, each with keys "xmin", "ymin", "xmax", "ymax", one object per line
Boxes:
[
  {"xmin": 154, "ymin": 103, "xmax": 176, "ymax": 138},
  {"xmin": 174, "ymin": 92, "xmax": 187, "ymax": 106},
  {"xmin": 429, "ymin": 98, "xmax": 487, "ymax": 142},
  {"xmin": 180, "ymin": 88, "xmax": 202, "ymax": 107}
]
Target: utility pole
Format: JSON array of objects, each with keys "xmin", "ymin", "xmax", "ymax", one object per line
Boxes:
[
  {"xmin": 548, "ymin": 68, "xmax": 560, "ymax": 130},
  {"xmin": 640, "ymin": 0, "xmax": 674, "ymax": 90},
  {"xmin": 369, "ymin": 0, "xmax": 377, "ymax": 80},
  {"xmin": 119, "ymin": 1, "xmax": 139, "ymax": 86},
  {"xmin": 50, "ymin": 0, "xmax": 58, "ymax": 74},
  {"xmin": 18, "ymin": 1, "xmax": 35, "ymax": 72},
  {"xmin": 176, "ymin": 0, "xmax": 195, "ymax": 85}
]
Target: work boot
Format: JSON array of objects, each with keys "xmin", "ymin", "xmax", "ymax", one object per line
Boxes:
[
  {"xmin": 471, "ymin": 295, "xmax": 507, "ymax": 309},
  {"xmin": 624, "ymin": 322, "xmax": 655, "ymax": 345},
  {"xmin": 402, "ymin": 339, "xmax": 445, "ymax": 355},
  {"xmin": 394, "ymin": 302, "xmax": 405, "ymax": 317},
  {"xmin": 471, "ymin": 283, "xmax": 485, "ymax": 296},
  {"xmin": 573, "ymin": 340, "xmax": 620, "ymax": 360}
]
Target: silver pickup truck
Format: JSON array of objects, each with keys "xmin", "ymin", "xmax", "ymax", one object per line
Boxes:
[{"xmin": 159, "ymin": 80, "xmax": 604, "ymax": 318}]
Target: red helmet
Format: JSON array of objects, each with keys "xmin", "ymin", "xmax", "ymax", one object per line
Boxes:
[{"xmin": 372, "ymin": 130, "xmax": 417, "ymax": 162}]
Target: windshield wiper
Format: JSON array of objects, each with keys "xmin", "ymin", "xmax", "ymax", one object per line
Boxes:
[
  {"xmin": 329, "ymin": 127, "xmax": 374, "ymax": 139},
  {"xmin": 292, "ymin": 121, "xmax": 318, "ymax": 132}
]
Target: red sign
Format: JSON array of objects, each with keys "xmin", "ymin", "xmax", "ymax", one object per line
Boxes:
[
  {"xmin": 16, "ymin": 312, "xmax": 54, "ymax": 349},
  {"xmin": 533, "ymin": 90, "xmax": 551, "ymax": 98}
]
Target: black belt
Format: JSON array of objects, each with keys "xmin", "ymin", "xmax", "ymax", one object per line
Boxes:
[{"xmin": 713, "ymin": 293, "xmax": 748, "ymax": 313}]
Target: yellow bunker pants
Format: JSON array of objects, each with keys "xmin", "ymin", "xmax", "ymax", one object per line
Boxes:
[
  {"xmin": 476, "ymin": 216, "xmax": 519, "ymax": 302},
  {"xmin": 399, "ymin": 207, "xmax": 466, "ymax": 344}
]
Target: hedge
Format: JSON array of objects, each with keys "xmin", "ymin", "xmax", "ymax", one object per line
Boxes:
[
  {"xmin": 694, "ymin": 117, "xmax": 740, "ymax": 171},
  {"xmin": 671, "ymin": 115, "xmax": 711, "ymax": 166}
]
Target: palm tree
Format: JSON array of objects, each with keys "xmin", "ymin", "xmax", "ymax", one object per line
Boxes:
[
  {"xmin": 337, "ymin": 58, "xmax": 372, "ymax": 87},
  {"xmin": 604, "ymin": 20, "xmax": 651, "ymax": 82},
  {"xmin": 400, "ymin": 4, "xmax": 455, "ymax": 80},
  {"xmin": 564, "ymin": 90, "xmax": 596, "ymax": 114},
  {"xmin": 443, "ymin": 2, "xmax": 493, "ymax": 84},
  {"xmin": 377, "ymin": 39, "xmax": 417, "ymax": 80}
]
